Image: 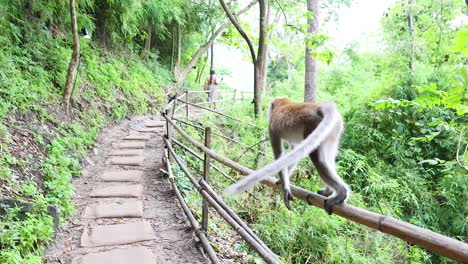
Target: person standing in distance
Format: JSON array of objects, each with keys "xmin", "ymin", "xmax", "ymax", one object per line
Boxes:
[{"xmin": 204, "ymin": 69, "xmax": 220, "ymax": 109}]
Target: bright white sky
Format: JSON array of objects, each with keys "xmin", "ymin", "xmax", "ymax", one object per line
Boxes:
[
  {"xmin": 326, "ymin": 0, "xmax": 396, "ymax": 50},
  {"xmin": 215, "ymin": 0, "xmax": 397, "ymax": 91}
]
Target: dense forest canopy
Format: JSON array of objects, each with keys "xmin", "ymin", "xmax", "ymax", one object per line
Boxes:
[{"xmin": 0, "ymin": 0, "xmax": 467, "ymax": 263}]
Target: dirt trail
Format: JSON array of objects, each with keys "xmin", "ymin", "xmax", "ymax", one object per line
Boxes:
[{"xmin": 44, "ymin": 115, "xmax": 207, "ymax": 264}]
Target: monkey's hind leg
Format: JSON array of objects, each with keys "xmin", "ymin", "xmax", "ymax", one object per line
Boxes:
[
  {"xmin": 310, "ymin": 151, "xmax": 349, "ymax": 215},
  {"xmin": 280, "ymin": 168, "xmax": 293, "ymax": 210},
  {"xmin": 270, "ymin": 136, "xmax": 294, "ymax": 210}
]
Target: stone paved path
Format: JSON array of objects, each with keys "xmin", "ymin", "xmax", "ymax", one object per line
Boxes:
[{"xmin": 44, "ymin": 115, "xmax": 206, "ymax": 264}]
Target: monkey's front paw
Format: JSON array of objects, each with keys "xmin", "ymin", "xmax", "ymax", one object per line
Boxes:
[
  {"xmin": 284, "ymin": 190, "xmax": 294, "ymax": 210},
  {"xmin": 318, "ymin": 189, "xmax": 332, "ymax": 197}
]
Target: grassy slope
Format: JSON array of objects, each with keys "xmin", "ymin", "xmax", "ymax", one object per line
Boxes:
[{"xmin": 0, "ymin": 26, "xmax": 170, "ymax": 263}]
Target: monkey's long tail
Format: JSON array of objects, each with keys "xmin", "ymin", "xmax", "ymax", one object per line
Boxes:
[{"xmin": 224, "ymin": 102, "xmax": 340, "ymax": 196}]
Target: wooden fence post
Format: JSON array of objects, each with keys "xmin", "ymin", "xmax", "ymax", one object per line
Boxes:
[
  {"xmin": 202, "ymin": 127, "xmax": 211, "ymax": 237},
  {"xmin": 166, "ymin": 110, "xmax": 173, "ymax": 163},
  {"xmin": 185, "ymin": 91, "xmax": 189, "ymax": 118}
]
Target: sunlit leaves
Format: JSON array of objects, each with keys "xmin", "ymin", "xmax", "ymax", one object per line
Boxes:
[{"xmin": 451, "ymin": 25, "xmax": 468, "ymax": 56}]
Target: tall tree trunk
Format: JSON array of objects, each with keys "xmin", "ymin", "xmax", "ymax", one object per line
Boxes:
[
  {"xmin": 196, "ymin": 53, "xmax": 208, "ymax": 84},
  {"xmin": 407, "ymin": 0, "xmax": 415, "ymax": 82},
  {"xmin": 253, "ymin": 63, "xmax": 263, "ymax": 115},
  {"xmin": 210, "ymin": 41, "xmax": 214, "ymax": 70},
  {"xmin": 144, "ymin": 25, "xmax": 152, "ymax": 51},
  {"xmin": 63, "ymin": 0, "xmax": 80, "ymax": 115},
  {"xmin": 173, "ymin": 25, "xmax": 182, "ymax": 82},
  {"xmin": 260, "ymin": 3, "xmax": 272, "ymax": 95},
  {"xmin": 171, "ymin": 26, "xmax": 176, "ymax": 72},
  {"xmin": 304, "ymin": 0, "xmax": 318, "ymax": 102},
  {"xmin": 94, "ymin": 1, "xmax": 110, "ymax": 46},
  {"xmin": 252, "ymin": 0, "xmax": 270, "ymax": 115}
]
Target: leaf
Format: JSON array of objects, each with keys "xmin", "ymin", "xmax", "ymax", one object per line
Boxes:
[
  {"xmin": 451, "ymin": 25, "xmax": 468, "ymax": 56},
  {"xmin": 419, "ymin": 159, "xmax": 438, "ymax": 165}
]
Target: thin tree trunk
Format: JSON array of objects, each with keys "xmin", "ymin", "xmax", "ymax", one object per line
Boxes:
[
  {"xmin": 254, "ymin": 63, "xmax": 263, "ymax": 115},
  {"xmin": 144, "ymin": 25, "xmax": 152, "ymax": 51},
  {"xmin": 196, "ymin": 53, "xmax": 208, "ymax": 84},
  {"xmin": 210, "ymin": 41, "xmax": 214, "ymax": 70},
  {"xmin": 252, "ymin": 0, "xmax": 270, "ymax": 115},
  {"xmin": 304, "ymin": 0, "xmax": 318, "ymax": 102},
  {"xmin": 63, "ymin": 0, "xmax": 80, "ymax": 115},
  {"xmin": 171, "ymin": 26, "xmax": 176, "ymax": 72},
  {"xmin": 174, "ymin": 24, "xmax": 182, "ymax": 82},
  {"xmin": 260, "ymin": 3, "xmax": 272, "ymax": 95},
  {"xmin": 407, "ymin": 0, "xmax": 415, "ymax": 82}
]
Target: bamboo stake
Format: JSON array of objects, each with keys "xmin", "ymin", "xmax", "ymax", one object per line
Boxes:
[
  {"xmin": 166, "ymin": 141, "xmax": 281, "ymax": 264},
  {"xmin": 202, "ymin": 127, "xmax": 212, "ymax": 235},
  {"xmin": 199, "ymin": 180, "xmax": 277, "ymax": 259},
  {"xmin": 164, "ymin": 149, "xmax": 220, "ymax": 264}
]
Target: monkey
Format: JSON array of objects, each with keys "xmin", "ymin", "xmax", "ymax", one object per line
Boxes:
[{"xmin": 224, "ymin": 97, "xmax": 350, "ymax": 214}]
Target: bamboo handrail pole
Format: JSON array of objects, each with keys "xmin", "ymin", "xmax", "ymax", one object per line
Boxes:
[
  {"xmin": 174, "ymin": 118, "xmax": 273, "ymax": 158},
  {"xmin": 162, "ymin": 114, "xmax": 468, "ymax": 263},
  {"xmin": 174, "ymin": 104, "xmax": 186, "ymax": 114},
  {"xmin": 161, "ymin": 99, "xmax": 175, "ymax": 115},
  {"xmin": 176, "ymin": 118, "xmax": 239, "ymax": 144},
  {"xmin": 176, "ymin": 98, "xmax": 256, "ymax": 127},
  {"xmin": 171, "ymin": 138, "xmax": 263, "ymax": 203},
  {"xmin": 199, "ymin": 179, "xmax": 278, "ymax": 259},
  {"xmin": 187, "ymin": 90, "xmax": 230, "ymax": 94},
  {"xmin": 164, "ymin": 149, "xmax": 220, "ymax": 264},
  {"xmin": 166, "ymin": 140, "xmax": 281, "ymax": 264},
  {"xmin": 172, "ymin": 138, "xmax": 263, "ymax": 205},
  {"xmin": 199, "ymin": 189, "xmax": 281, "ymax": 264},
  {"xmin": 172, "ymin": 139, "xmax": 237, "ymax": 183},
  {"xmin": 177, "ymin": 93, "xmax": 188, "ymax": 100},
  {"xmin": 195, "ymin": 102, "xmax": 211, "ymax": 106}
]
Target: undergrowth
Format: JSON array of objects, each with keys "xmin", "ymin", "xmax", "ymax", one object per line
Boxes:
[
  {"xmin": 0, "ymin": 20, "xmax": 169, "ymax": 264},
  {"xmin": 173, "ymin": 94, "xmax": 464, "ymax": 263}
]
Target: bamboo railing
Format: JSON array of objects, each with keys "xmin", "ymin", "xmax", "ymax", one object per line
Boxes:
[{"xmin": 161, "ymin": 92, "xmax": 468, "ymax": 263}]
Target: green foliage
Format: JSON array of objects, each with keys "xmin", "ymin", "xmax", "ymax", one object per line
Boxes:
[
  {"xmin": 0, "ymin": 201, "xmax": 54, "ymax": 263},
  {"xmin": 451, "ymin": 25, "xmax": 468, "ymax": 57},
  {"xmin": 175, "ymin": 1, "xmax": 468, "ymax": 262},
  {"xmin": 0, "ymin": 1, "xmax": 171, "ymax": 262},
  {"xmin": 41, "ymin": 123, "xmax": 97, "ymax": 216}
]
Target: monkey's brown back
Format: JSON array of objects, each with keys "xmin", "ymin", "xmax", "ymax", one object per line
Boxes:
[{"xmin": 269, "ymin": 98, "xmax": 323, "ymax": 139}]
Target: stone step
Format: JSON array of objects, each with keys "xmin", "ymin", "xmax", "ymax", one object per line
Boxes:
[
  {"xmin": 109, "ymin": 149, "xmax": 144, "ymax": 156},
  {"xmin": 80, "ymin": 221, "xmax": 156, "ymax": 247},
  {"xmin": 144, "ymin": 120, "xmax": 165, "ymax": 127},
  {"xmin": 123, "ymin": 134, "xmax": 152, "ymax": 140},
  {"xmin": 83, "ymin": 201, "xmax": 143, "ymax": 218},
  {"xmin": 133, "ymin": 127, "xmax": 160, "ymax": 133},
  {"xmin": 90, "ymin": 184, "xmax": 143, "ymax": 198},
  {"xmin": 113, "ymin": 141, "xmax": 146, "ymax": 149},
  {"xmin": 72, "ymin": 247, "xmax": 155, "ymax": 264},
  {"xmin": 99, "ymin": 170, "xmax": 143, "ymax": 182},
  {"xmin": 110, "ymin": 156, "xmax": 145, "ymax": 166}
]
